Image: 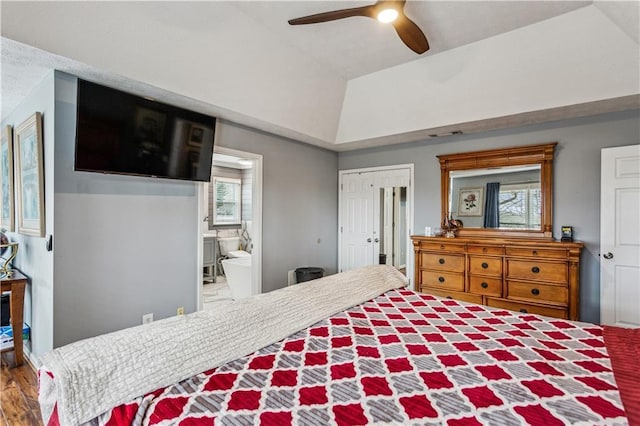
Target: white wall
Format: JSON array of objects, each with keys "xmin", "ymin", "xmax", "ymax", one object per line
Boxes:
[
  {"xmin": 1, "ymin": 2, "xmax": 347, "ymax": 144},
  {"xmin": 0, "ymin": 72, "xmax": 55, "ymax": 356},
  {"xmin": 336, "ymin": 7, "xmax": 640, "ymax": 144}
]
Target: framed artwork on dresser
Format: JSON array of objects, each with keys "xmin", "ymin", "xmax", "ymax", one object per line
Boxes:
[{"xmin": 457, "ymin": 187, "xmax": 483, "ymax": 216}]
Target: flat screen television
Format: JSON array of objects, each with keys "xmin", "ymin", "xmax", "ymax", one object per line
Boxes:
[{"xmin": 75, "ymin": 79, "xmax": 215, "ymax": 182}]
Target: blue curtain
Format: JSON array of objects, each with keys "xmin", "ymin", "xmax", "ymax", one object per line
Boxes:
[{"xmin": 484, "ymin": 182, "xmax": 500, "ymax": 228}]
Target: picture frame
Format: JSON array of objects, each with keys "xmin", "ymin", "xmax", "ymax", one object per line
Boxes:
[
  {"xmin": 14, "ymin": 112, "xmax": 45, "ymax": 237},
  {"xmin": 0, "ymin": 125, "xmax": 14, "ymax": 231},
  {"xmin": 188, "ymin": 125, "xmax": 204, "ymax": 147},
  {"xmin": 457, "ymin": 187, "xmax": 484, "ymax": 216}
]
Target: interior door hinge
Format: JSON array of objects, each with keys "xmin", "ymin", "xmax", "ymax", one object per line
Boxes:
[
  {"xmin": 340, "ymin": 226, "xmax": 343, "ymax": 233},
  {"xmin": 340, "ymin": 184, "xmax": 343, "ymax": 190}
]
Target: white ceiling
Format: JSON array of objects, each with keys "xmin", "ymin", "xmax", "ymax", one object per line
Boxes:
[
  {"xmin": 234, "ymin": 0, "xmax": 591, "ymax": 79},
  {"xmin": 1, "ymin": 1, "xmax": 639, "ymax": 151}
]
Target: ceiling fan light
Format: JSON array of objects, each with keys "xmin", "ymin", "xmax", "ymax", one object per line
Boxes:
[{"xmin": 377, "ymin": 8, "xmax": 398, "ymax": 23}]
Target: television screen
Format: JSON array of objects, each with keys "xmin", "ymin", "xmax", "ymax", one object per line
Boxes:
[{"xmin": 75, "ymin": 79, "xmax": 215, "ymax": 182}]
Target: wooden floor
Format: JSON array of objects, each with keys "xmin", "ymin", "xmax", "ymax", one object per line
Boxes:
[{"xmin": 0, "ymin": 352, "xmax": 43, "ymax": 425}]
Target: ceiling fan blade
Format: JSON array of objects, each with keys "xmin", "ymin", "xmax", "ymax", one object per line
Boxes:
[
  {"xmin": 391, "ymin": 14, "xmax": 430, "ymax": 54},
  {"xmin": 288, "ymin": 5, "xmax": 375, "ymax": 25}
]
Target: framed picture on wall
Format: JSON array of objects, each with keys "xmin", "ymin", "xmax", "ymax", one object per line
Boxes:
[
  {"xmin": 14, "ymin": 112, "xmax": 45, "ymax": 237},
  {"xmin": 0, "ymin": 125, "xmax": 14, "ymax": 231},
  {"xmin": 458, "ymin": 187, "xmax": 484, "ymax": 216}
]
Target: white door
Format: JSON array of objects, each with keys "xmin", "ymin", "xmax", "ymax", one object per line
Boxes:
[
  {"xmin": 600, "ymin": 144, "xmax": 640, "ymax": 327},
  {"xmin": 341, "ymin": 173, "xmax": 375, "ymax": 271},
  {"xmin": 340, "ymin": 167, "xmax": 412, "ymax": 273}
]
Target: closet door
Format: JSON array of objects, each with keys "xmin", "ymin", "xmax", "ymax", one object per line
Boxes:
[
  {"xmin": 339, "ymin": 167, "xmax": 411, "ymax": 273},
  {"xmin": 340, "ymin": 172, "xmax": 375, "ymax": 272}
]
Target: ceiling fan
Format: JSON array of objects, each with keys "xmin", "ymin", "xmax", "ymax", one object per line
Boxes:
[{"xmin": 288, "ymin": 0, "xmax": 429, "ymax": 54}]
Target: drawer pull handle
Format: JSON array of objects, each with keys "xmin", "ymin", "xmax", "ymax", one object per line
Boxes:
[
  {"xmin": 531, "ymin": 266, "xmax": 540, "ymax": 273},
  {"xmin": 531, "ymin": 288, "xmax": 540, "ymax": 296},
  {"xmin": 481, "ymin": 262, "xmax": 489, "ymax": 269},
  {"xmin": 483, "ymin": 248, "xmax": 488, "ymax": 253},
  {"xmin": 439, "ymin": 258, "xmax": 445, "ymax": 264},
  {"xmin": 438, "ymin": 276, "xmax": 445, "ymax": 283},
  {"xmin": 520, "ymin": 309, "xmax": 528, "ymax": 313},
  {"xmin": 446, "ymin": 296, "xmax": 452, "ymax": 299},
  {"xmin": 533, "ymin": 250, "xmax": 538, "ymax": 256},
  {"xmin": 440, "ymin": 245, "xmax": 445, "ymax": 250},
  {"xmin": 481, "ymin": 282, "xmax": 489, "ymax": 289}
]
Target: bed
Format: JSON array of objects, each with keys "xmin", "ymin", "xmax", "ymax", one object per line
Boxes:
[{"xmin": 38, "ymin": 265, "xmax": 636, "ymax": 425}]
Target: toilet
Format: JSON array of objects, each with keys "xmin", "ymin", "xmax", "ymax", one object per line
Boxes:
[{"xmin": 217, "ymin": 237, "xmax": 250, "ymax": 258}]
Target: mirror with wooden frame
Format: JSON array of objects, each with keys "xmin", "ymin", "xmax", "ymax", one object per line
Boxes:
[{"xmin": 438, "ymin": 143, "xmax": 556, "ymax": 239}]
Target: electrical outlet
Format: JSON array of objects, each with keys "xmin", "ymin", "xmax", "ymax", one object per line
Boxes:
[
  {"xmin": 177, "ymin": 306, "xmax": 185, "ymax": 315},
  {"xmin": 142, "ymin": 313, "xmax": 154, "ymax": 324}
]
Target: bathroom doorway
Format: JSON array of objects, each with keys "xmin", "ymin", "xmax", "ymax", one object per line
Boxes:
[{"xmin": 196, "ymin": 147, "xmax": 263, "ymax": 310}]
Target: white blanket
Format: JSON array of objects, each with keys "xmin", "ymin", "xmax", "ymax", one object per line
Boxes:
[{"xmin": 40, "ymin": 265, "xmax": 408, "ymax": 425}]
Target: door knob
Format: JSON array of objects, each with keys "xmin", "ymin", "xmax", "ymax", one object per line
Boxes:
[
  {"xmin": 374, "ymin": 238, "xmax": 379, "ymax": 243},
  {"xmin": 603, "ymin": 252, "xmax": 614, "ymax": 260},
  {"xmin": 367, "ymin": 238, "xmax": 372, "ymax": 243}
]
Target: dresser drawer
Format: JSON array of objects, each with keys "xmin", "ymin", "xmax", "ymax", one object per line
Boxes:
[
  {"xmin": 507, "ymin": 259, "xmax": 567, "ymax": 283},
  {"xmin": 506, "ymin": 281, "xmax": 568, "ymax": 306},
  {"xmin": 468, "ymin": 256, "xmax": 502, "ymax": 276},
  {"xmin": 422, "ymin": 288, "xmax": 483, "ymax": 305},
  {"xmin": 469, "ymin": 276, "xmax": 502, "ymax": 297},
  {"xmin": 420, "ymin": 270, "xmax": 464, "ymax": 292},
  {"xmin": 422, "ymin": 253, "xmax": 464, "ymax": 272},
  {"xmin": 486, "ymin": 297, "xmax": 568, "ymax": 319},
  {"xmin": 468, "ymin": 245, "xmax": 505, "ymax": 256},
  {"xmin": 506, "ymin": 247, "xmax": 567, "ymax": 259},
  {"xmin": 419, "ymin": 242, "xmax": 466, "ymax": 253}
]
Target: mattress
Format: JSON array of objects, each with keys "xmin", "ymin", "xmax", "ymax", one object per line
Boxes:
[{"xmin": 40, "ymin": 286, "xmax": 629, "ymax": 425}]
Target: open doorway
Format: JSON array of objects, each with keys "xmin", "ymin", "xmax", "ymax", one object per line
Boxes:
[{"xmin": 196, "ymin": 147, "xmax": 263, "ymax": 310}]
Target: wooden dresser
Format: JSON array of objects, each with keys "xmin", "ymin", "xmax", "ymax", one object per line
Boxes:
[{"xmin": 412, "ymin": 236, "xmax": 583, "ymax": 320}]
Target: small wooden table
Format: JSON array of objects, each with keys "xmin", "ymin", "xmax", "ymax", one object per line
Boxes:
[{"xmin": 1, "ymin": 271, "xmax": 27, "ymax": 366}]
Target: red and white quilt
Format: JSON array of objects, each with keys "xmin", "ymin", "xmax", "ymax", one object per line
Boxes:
[{"xmin": 46, "ymin": 288, "xmax": 628, "ymax": 425}]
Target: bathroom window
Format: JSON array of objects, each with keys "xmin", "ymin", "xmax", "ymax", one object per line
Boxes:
[{"xmin": 213, "ymin": 177, "xmax": 241, "ymax": 224}]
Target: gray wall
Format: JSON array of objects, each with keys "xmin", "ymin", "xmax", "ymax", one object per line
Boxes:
[
  {"xmin": 1, "ymin": 72, "xmax": 55, "ymax": 357},
  {"xmin": 215, "ymin": 122, "xmax": 338, "ymax": 292},
  {"xmin": 51, "ymin": 73, "xmax": 339, "ymax": 346},
  {"xmin": 53, "ymin": 72, "xmax": 199, "ymax": 348},
  {"xmin": 339, "ymin": 110, "xmax": 640, "ymax": 324},
  {"xmin": 3, "ymin": 71, "xmax": 339, "ymax": 355}
]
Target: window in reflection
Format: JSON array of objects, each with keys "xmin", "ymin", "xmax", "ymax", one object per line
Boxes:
[{"xmin": 498, "ymin": 182, "xmax": 541, "ymax": 228}]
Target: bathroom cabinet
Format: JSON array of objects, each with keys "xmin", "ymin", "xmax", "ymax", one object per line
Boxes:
[{"xmin": 203, "ymin": 236, "xmax": 216, "ymax": 283}]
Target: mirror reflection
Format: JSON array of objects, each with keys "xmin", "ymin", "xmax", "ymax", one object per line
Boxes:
[
  {"xmin": 379, "ymin": 187, "xmax": 407, "ymax": 270},
  {"xmin": 449, "ymin": 165, "xmax": 541, "ymax": 229}
]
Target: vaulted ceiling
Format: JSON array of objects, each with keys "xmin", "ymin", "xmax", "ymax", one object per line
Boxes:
[{"xmin": 2, "ymin": 1, "xmax": 639, "ymax": 151}]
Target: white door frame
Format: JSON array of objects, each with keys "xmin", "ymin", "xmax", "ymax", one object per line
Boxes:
[
  {"xmin": 196, "ymin": 146, "xmax": 263, "ymax": 310},
  {"xmin": 338, "ymin": 164, "xmax": 415, "ymax": 286}
]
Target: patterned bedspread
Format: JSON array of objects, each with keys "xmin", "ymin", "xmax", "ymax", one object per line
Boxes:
[{"xmin": 42, "ymin": 288, "xmax": 627, "ymax": 425}]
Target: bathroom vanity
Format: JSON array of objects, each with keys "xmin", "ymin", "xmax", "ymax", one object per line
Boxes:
[{"xmin": 203, "ymin": 235, "xmax": 216, "ymax": 283}]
